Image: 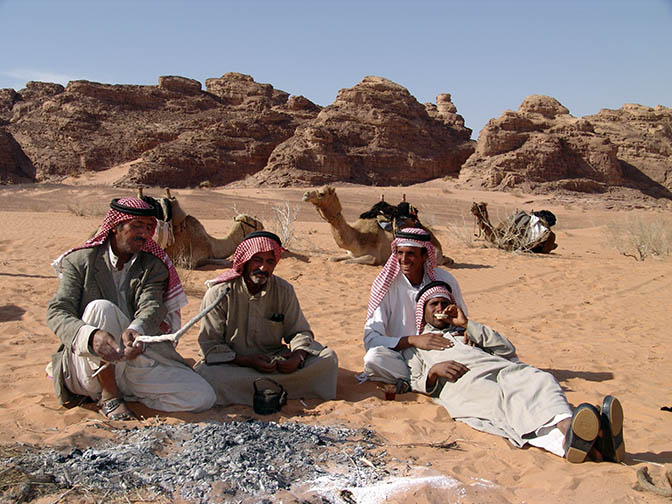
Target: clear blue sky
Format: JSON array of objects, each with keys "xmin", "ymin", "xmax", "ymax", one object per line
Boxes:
[{"xmin": 1, "ymin": 0, "xmax": 670, "ymax": 137}]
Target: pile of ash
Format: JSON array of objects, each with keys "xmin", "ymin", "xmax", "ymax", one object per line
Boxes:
[{"xmin": 3, "ymin": 420, "xmax": 392, "ymax": 503}]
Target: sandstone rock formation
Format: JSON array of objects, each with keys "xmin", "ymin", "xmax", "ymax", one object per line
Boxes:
[
  {"xmin": 585, "ymin": 104, "xmax": 672, "ymax": 197},
  {"xmin": 0, "ymin": 128, "xmax": 35, "ymax": 183},
  {"xmin": 3, "ymin": 74, "xmax": 320, "ymax": 187},
  {"xmin": 459, "ymin": 95, "xmax": 672, "ymax": 198},
  {"xmin": 240, "ymin": 76, "xmax": 475, "ymax": 187},
  {"xmin": 2, "ymin": 74, "xmax": 670, "ymax": 200}
]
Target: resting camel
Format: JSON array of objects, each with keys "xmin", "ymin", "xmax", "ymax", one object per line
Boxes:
[
  {"xmin": 471, "ymin": 201, "xmax": 557, "ymax": 254},
  {"xmin": 302, "ymin": 185, "xmax": 454, "ymax": 266},
  {"xmin": 139, "ymin": 189, "xmax": 264, "ymax": 269}
]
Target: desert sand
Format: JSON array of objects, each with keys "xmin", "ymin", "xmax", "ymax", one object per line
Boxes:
[{"xmin": 0, "ymin": 177, "xmax": 670, "ymax": 503}]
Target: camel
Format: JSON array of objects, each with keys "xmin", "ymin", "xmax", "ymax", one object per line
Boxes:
[
  {"xmin": 470, "ymin": 201, "xmax": 557, "ymax": 254},
  {"xmin": 302, "ymin": 185, "xmax": 454, "ymax": 266},
  {"xmin": 138, "ymin": 189, "xmax": 264, "ymax": 269}
]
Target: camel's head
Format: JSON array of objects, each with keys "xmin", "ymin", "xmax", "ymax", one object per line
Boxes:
[
  {"xmin": 302, "ymin": 185, "xmax": 336, "ymax": 205},
  {"xmin": 471, "ymin": 201, "xmax": 488, "ymax": 218},
  {"xmin": 302, "ymin": 186, "xmax": 341, "ymax": 221},
  {"xmin": 234, "ymin": 214, "xmax": 264, "ymax": 233}
]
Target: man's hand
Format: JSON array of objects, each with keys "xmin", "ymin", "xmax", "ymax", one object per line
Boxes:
[
  {"xmin": 122, "ymin": 329, "xmax": 145, "ymax": 360},
  {"xmin": 427, "ymin": 360, "xmax": 469, "ymax": 388},
  {"xmin": 408, "ymin": 333, "xmax": 454, "ymax": 351},
  {"xmin": 91, "ymin": 330, "xmax": 125, "ymax": 362},
  {"xmin": 277, "ymin": 351, "xmax": 306, "ymax": 374},
  {"xmin": 235, "ymin": 353, "xmax": 277, "ymax": 373},
  {"xmin": 439, "ymin": 306, "xmax": 468, "ymax": 330}
]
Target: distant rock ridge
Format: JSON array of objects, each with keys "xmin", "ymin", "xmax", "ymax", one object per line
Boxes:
[
  {"xmin": 238, "ymin": 76, "xmax": 475, "ymax": 187},
  {"xmin": 459, "ymin": 95, "xmax": 672, "ymax": 198},
  {"xmin": 1, "ymin": 75, "xmax": 670, "ymax": 200}
]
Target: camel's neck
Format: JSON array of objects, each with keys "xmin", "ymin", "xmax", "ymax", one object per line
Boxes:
[
  {"xmin": 475, "ymin": 211, "xmax": 498, "ymax": 241},
  {"xmin": 324, "ymin": 211, "xmax": 360, "ymax": 250}
]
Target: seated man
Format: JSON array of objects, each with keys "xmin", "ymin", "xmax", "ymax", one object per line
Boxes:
[
  {"xmin": 404, "ymin": 281, "xmax": 625, "ymax": 464},
  {"xmin": 47, "ymin": 197, "xmax": 216, "ymax": 420},
  {"xmin": 363, "ymin": 227, "xmax": 467, "ymax": 388},
  {"xmin": 196, "ymin": 231, "xmax": 338, "ymax": 407}
]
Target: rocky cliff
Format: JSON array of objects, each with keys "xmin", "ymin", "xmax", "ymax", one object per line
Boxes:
[
  {"xmin": 2, "ymin": 73, "xmax": 319, "ymax": 187},
  {"xmin": 239, "ymin": 76, "xmax": 475, "ymax": 187},
  {"xmin": 458, "ymin": 95, "xmax": 672, "ymax": 198},
  {"xmin": 1, "ymin": 75, "xmax": 670, "ymax": 200}
]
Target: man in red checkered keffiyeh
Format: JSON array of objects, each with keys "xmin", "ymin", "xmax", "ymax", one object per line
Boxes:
[
  {"xmin": 406, "ymin": 280, "xmax": 620, "ymax": 464},
  {"xmin": 206, "ymin": 230, "xmax": 284, "ymax": 289},
  {"xmin": 52, "ymin": 196, "xmax": 187, "ymax": 330},
  {"xmin": 414, "ymin": 281, "xmax": 457, "ymax": 335},
  {"xmin": 361, "ymin": 227, "xmax": 468, "ymax": 389},
  {"xmin": 195, "ymin": 231, "xmax": 339, "ymax": 407},
  {"xmin": 47, "ymin": 197, "xmax": 215, "ymax": 418}
]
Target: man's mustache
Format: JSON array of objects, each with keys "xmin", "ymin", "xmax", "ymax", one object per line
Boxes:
[{"xmin": 251, "ymin": 269, "xmax": 269, "ymax": 277}]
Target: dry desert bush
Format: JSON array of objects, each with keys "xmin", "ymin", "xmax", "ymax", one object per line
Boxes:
[
  {"xmin": 267, "ymin": 201, "xmax": 299, "ymax": 249},
  {"xmin": 604, "ymin": 215, "xmax": 672, "ymax": 261},
  {"xmin": 445, "ymin": 214, "xmax": 478, "ymax": 248}
]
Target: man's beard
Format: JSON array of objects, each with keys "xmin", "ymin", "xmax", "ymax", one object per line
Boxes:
[{"xmin": 250, "ymin": 269, "xmax": 269, "ymax": 285}]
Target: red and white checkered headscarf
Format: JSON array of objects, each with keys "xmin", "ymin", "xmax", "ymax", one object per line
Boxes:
[
  {"xmin": 366, "ymin": 227, "xmax": 437, "ymax": 319},
  {"xmin": 51, "ymin": 197, "xmax": 187, "ymax": 332},
  {"xmin": 207, "ymin": 231, "xmax": 284, "ymax": 286},
  {"xmin": 415, "ymin": 282, "xmax": 456, "ymax": 334}
]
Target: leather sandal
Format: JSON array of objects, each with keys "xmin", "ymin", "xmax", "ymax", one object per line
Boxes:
[
  {"xmin": 564, "ymin": 403, "xmax": 600, "ymax": 463},
  {"xmin": 99, "ymin": 397, "xmax": 137, "ymax": 421},
  {"xmin": 597, "ymin": 395, "xmax": 625, "ymax": 463}
]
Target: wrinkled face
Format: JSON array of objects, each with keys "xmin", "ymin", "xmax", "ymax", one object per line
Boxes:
[
  {"xmin": 396, "ymin": 246, "xmax": 427, "ymax": 280},
  {"xmin": 244, "ymin": 250, "xmax": 277, "ymax": 288},
  {"xmin": 111, "ymin": 216, "xmax": 155, "ymax": 257},
  {"xmin": 424, "ymin": 296, "xmax": 458, "ymax": 329}
]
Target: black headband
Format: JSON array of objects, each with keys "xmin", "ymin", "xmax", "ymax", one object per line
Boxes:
[
  {"xmin": 110, "ymin": 198, "xmax": 157, "ymax": 217},
  {"xmin": 243, "ymin": 230, "xmax": 282, "ymax": 247},
  {"xmin": 394, "ymin": 229, "xmax": 431, "ymax": 242},
  {"xmin": 415, "ymin": 281, "xmax": 453, "ymax": 302}
]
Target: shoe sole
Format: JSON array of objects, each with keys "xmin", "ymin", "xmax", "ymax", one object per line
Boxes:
[
  {"xmin": 603, "ymin": 396, "xmax": 625, "ymax": 463},
  {"xmin": 566, "ymin": 407, "xmax": 600, "ymax": 463}
]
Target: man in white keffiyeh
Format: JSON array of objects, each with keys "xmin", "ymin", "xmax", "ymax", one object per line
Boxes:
[
  {"xmin": 362, "ymin": 227, "xmax": 468, "ymax": 388},
  {"xmin": 47, "ymin": 197, "xmax": 215, "ymax": 420},
  {"xmin": 195, "ymin": 231, "xmax": 338, "ymax": 407}
]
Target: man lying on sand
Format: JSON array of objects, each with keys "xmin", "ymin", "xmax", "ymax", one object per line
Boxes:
[
  {"xmin": 362, "ymin": 227, "xmax": 467, "ymax": 389},
  {"xmin": 46, "ymin": 197, "xmax": 216, "ymax": 420},
  {"xmin": 403, "ymin": 281, "xmax": 625, "ymax": 463},
  {"xmin": 196, "ymin": 231, "xmax": 338, "ymax": 406}
]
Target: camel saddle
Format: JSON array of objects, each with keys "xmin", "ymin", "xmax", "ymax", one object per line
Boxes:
[{"xmin": 360, "ymin": 201, "xmax": 421, "ymax": 233}]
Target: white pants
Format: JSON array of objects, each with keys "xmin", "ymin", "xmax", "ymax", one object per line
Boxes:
[
  {"xmin": 526, "ymin": 412, "xmax": 573, "ymax": 457},
  {"xmin": 363, "ymin": 346, "xmax": 411, "ymax": 384},
  {"xmin": 62, "ymin": 300, "xmax": 216, "ymax": 412}
]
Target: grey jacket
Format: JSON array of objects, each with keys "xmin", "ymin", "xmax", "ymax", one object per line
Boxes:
[{"xmin": 46, "ymin": 244, "xmax": 182, "ymax": 405}]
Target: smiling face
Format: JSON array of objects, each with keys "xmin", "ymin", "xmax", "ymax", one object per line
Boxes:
[
  {"xmin": 243, "ymin": 250, "xmax": 277, "ymax": 293},
  {"xmin": 424, "ymin": 296, "xmax": 458, "ymax": 329},
  {"xmin": 110, "ymin": 216, "xmax": 155, "ymax": 259},
  {"xmin": 396, "ymin": 246, "xmax": 428, "ymax": 285}
]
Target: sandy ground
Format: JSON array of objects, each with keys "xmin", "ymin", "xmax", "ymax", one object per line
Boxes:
[{"xmin": 0, "ymin": 177, "xmax": 671, "ymax": 503}]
